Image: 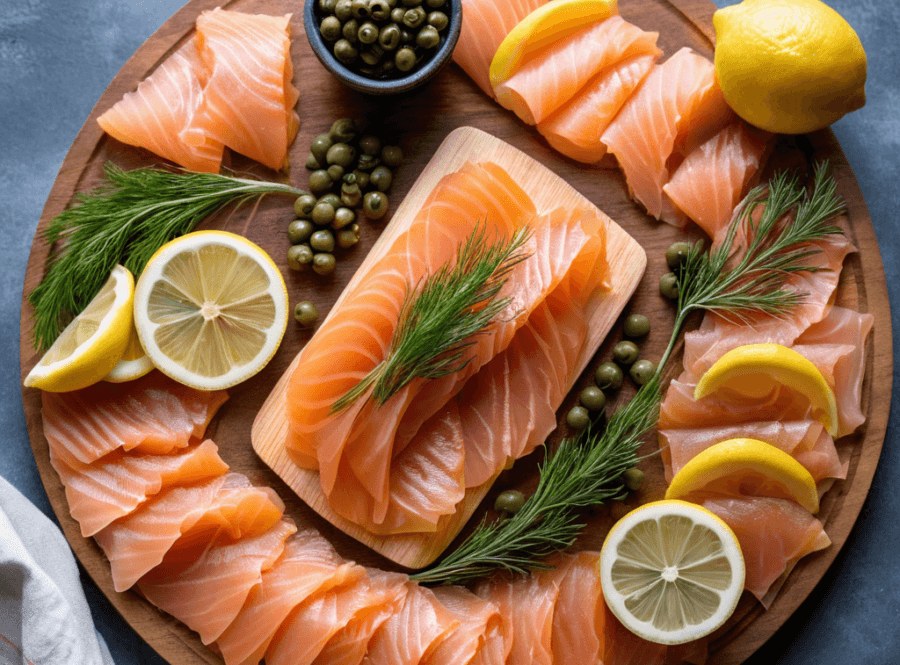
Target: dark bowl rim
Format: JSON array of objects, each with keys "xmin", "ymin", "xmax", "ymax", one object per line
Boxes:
[{"xmin": 303, "ymin": 0, "xmax": 462, "ymax": 95}]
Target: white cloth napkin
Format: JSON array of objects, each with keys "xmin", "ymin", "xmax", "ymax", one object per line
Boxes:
[{"xmin": 0, "ymin": 475, "xmax": 114, "ymax": 665}]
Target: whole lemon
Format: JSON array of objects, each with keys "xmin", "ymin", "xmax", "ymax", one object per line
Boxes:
[{"xmin": 713, "ymin": 0, "xmax": 866, "ymax": 134}]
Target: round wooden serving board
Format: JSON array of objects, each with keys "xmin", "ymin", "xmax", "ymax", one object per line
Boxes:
[{"xmin": 18, "ymin": 0, "xmax": 892, "ymax": 663}]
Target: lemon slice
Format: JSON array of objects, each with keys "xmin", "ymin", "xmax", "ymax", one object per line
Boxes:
[
  {"xmin": 489, "ymin": 0, "xmax": 618, "ymax": 89},
  {"xmin": 133, "ymin": 230, "xmax": 289, "ymax": 391},
  {"xmin": 694, "ymin": 343, "xmax": 839, "ymax": 437},
  {"xmin": 599, "ymin": 500, "xmax": 745, "ymax": 645},
  {"xmin": 25, "ymin": 265, "xmax": 134, "ymax": 392},
  {"xmin": 664, "ymin": 438, "xmax": 819, "ymax": 514},
  {"xmin": 103, "ymin": 319, "xmax": 155, "ymax": 383}
]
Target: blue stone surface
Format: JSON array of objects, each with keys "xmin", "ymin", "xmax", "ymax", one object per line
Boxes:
[{"xmin": 0, "ymin": 0, "xmax": 896, "ymax": 663}]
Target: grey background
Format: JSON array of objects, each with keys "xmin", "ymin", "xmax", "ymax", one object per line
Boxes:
[{"xmin": 1, "ymin": 0, "xmax": 897, "ymax": 663}]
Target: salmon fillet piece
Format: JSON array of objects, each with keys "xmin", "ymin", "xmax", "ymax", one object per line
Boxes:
[{"xmin": 422, "ymin": 586, "xmax": 501, "ymax": 665}]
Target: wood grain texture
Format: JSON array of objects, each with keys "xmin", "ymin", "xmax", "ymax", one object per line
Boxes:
[{"xmin": 16, "ymin": 0, "xmax": 892, "ymax": 664}]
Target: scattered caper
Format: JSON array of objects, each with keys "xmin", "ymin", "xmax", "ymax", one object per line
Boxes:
[
  {"xmin": 358, "ymin": 20, "xmax": 379, "ymax": 44},
  {"xmin": 390, "ymin": 6, "xmax": 407, "ymax": 22},
  {"xmin": 288, "ymin": 219, "xmax": 315, "ymax": 244},
  {"xmin": 360, "ymin": 49, "xmax": 382, "ymax": 66},
  {"xmin": 310, "ymin": 229, "xmax": 336, "ymax": 253},
  {"xmin": 309, "ymin": 169, "xmax": 334, "ymax": 194},
  {"xmin": 306, "ymin": 153, "xmax": 321, "ymax": 170},
  {"xmin": 318, "ymin": 193, "xmax": 342, "ymax": 209},
  {"xmin": 353, "ymin": 169, "xmax": 371, "ymax": 189},
  {"xmin": 294, "ymin": 301, "xmax": 319, "ymax": 326},
  {"xmin": 312, "ymin": 252, "xmax": 337, "ymax": 275},
  {"xmin": 369, "ymin": 165, "xmax": 393, "ymax": 192},
  {"xmin": 310, "ymin": 134, "xmax": 333, "ymax": 164},
  {"xmin": 320, "ymin": 15, "xmax": 343, "ymax": 41},
  {"xmin": 330, "ymin": 118, "xmax": 359, "ymax": 143},
  {"xmin": 363, "ymin": 191, "xmax": 389, "ymax": 219},
  {"xmin": 332, "ymin": 207, "xmax": 356, "ymax": 229},
  {"xmin": 594, "ymin": 361, "xmax": 623, "ymax": 391},
  {"xmin": 335, "ymin": 0, "xmax": 354, "ymax": 21},
  {"xmin": 357, "ymin": 153, "xmax": 379, "ymax": 170},
  {"xmin": 319, "ymin": 0, "xmax": 337, "ymax": 12},
  {"xmin": 311, "ymin": 201, "xmax": 336, "ymax": 226},
  {"xmin": 359, "ymin": 135, "xmax": 382, "ymax": 156},
  {"xmin": 416, "ymin": 24, "xmax": 440, "ymax": 48},
  {"xmin": 326, "ymin": 164, "xmax": 345, "ymax": 182},
  {"xmin": 381, "ymin": 145, "xmax": 403, "ymax": 167},
  {"xmin": 494, "ymin": 490, "xmax": 525, "ymax": 514},
  {"xmin": 369, "ymin": 0, "xmax": 391, "ymax": 20},
  {"xmin": 660, "ymin": 272, "xmax": 679, "ymax": 300},
  {"xmin": 326, "ymin": 142, "xmax": 357, "ymax": 168},
  {"xmin": 623, "ymin": 314, "xmax": 650, "ymax": 338},
  {"xmin": 566, "ymin": 405, "xmax": 591, "ymax": 430},
  {"xmin": 395, "ymin": 46, "xmax": 416, "ymax": 71},
  {"xmin": 378, "ymin": 23, "xmax": 401, "ymax": 49},
  {"xmin": 402, "ymin": 6, "xmax": 426, "ymax": 28},
  {"xmin": 579, "ymin": 385, "xmax": 607, "ymax": 412},
  {"xmin": 665, "ymin": 241, "xmax": 693, "ymax": 270},
  {"xmin": 427, "ymin": 10, "xmax": 448, "ymax": 30},
  {"xmin": 334, "ymin": 38, "xmax": 358, "ymax": 63},
  {"xmin": 351, "ymin": 0, "xmax": 371, "ymax": 19},
  {"xmin": 287, "ymin": 244, "xmax": 314, "ymax": 270},
  {"xmin": 399, "ymin": 28, "xmax": 415, "ymax": 44},
  {"xmin": 623, "ymin": 468, "xmax": 645, "ymax": 491},
  {"xmin": 630, "ymin": 359, "xmax": 656, "ymax": 385},
  {"xmin": 337, "ymin": 227, "xmax": 361, "ymax": 248},
  {"xmin": 612, "ymin": 340, "xmax": 640, "ymax": 366},
  {"xmin": 294, "ymin": 193, "xmax": 317, "ymax": 217},
  {"xmin": 342, "ymin": 18, "xmax": 360, "ymax": 42},
  {"xmin": 341, "ymin": 173, "xmax": 363, "ymax": 207}
]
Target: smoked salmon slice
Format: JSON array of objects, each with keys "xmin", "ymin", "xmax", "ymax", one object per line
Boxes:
[
  {"xmin": 51, "ymin": 439, "xmax": 229, "ymax": 537},
  {"xmin": 94, "ymin": 472, "xmax": 284, "ymax": 591},
  {"xmin": 195, "ymin": 9, "xmax": 299, "ymax": 171},
  {"xmin": 97, "ymin": 37, "xmax": 225, "ymax": 173},
  {"xmin": 137, "ymin": 519, "xmax": 296, "ymax": 645},
  {"xmin": 452, "ymin": 0, "xmax": 547, "ymax": 98},
  {"xmin": 41, "ymin": 371, "xmax": 228, "ymax": 467},
  {"xmin": 495, "ymin": 16, "xmax": 661, "ymax": 126},
  {"xmin": 422, "ymin": 586, "xmax": 501, "ymax": 665},
  {"xmin": 550, "ymin": 552, "xmax": 607, "ymax": 665}
]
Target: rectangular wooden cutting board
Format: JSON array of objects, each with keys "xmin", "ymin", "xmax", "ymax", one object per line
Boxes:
[{"xmin": 252, "ymin": 126, "xmax": 646, "ymax": 568}]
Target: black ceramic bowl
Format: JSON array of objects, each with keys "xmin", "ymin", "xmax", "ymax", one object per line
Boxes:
[{"xmin": 304, "ymin": 0, "xmax": 462, "ymax": 95}]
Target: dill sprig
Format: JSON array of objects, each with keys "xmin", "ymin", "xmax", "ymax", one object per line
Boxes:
[
  {"xmin": 412, "ymin": 162, "xmax": 845, "ymax": 586},
  {"xmin": 332, "ymin": 223, "xmax": 532, "ymax": 413},
  {"xmin": 28, "ymin": 163, "xmax": 306, "ymax": 350}
]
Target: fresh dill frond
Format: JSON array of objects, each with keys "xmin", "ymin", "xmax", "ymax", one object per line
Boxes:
[
  {"xmin": 412, "ymin": 162, "xmax": 846, "ymax": 586},
  {"xmin": 332, "ymin": 222, "xmax": 532, "ymax": 413},
  {"xmin": 28, "ymin": 163, "xmax": 306, "ymax": 351}
]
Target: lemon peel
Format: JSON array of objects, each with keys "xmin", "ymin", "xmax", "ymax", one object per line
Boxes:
[
  {"xmin": 599, "ymin": 500, "xmax": 745, "ymax": 645},
  {"xmin": 489, "ymin": 0, "xmax": 618, "ymax": 89},
  {"xmin": 665, "ymin": 438, "xmax": 820, "ymax": 514},
  {"xmin": 103, "ymin": 319, "xmax": 155, "ymax": 383}
]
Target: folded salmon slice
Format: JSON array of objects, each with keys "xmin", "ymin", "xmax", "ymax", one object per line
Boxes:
[
  {"xmin": 215, "ymin": 529, "xmax": 366, "ymax": 665},
  {"xmin": 495, "ymin": 16, "xmax": 660, "ymax": 126},
  {"xmin": 451, "ymin": 0, "xmax": 547, "ymax": 98},
  {"xmin": 42, "ymin": 371, "xmax": 228, "ymax": 467},
  {"xmin": 96, "ymin": 37, "xmax": 225, "ymax": 173},
  {"xmin": 537, "ymin": 53, "xmax": 658, "ymax": 164},
  {"xmin": 420, "ymin": 586, "xmax": 500, "ymax": 665},
  {"xmin": 195, "ymin": 8, "xmax": 299, "ymax": 170},
  {"xmin": 94, "ymin": 472, "xmax": 284, "ymax": 591},
  {"xmin": 137, "ymin": 519, "xmax": 296, "ymax": 645},
  {"xmin": 601, "ymin": 47, "xmax": 734, "ymax": 226},
  {"xmin": 312, "ymin": 588, "xmax": 406, "ymax": 665},
  {"xmin": 51, "ymin": 439, "xmax": 229, "ymax": 537}
]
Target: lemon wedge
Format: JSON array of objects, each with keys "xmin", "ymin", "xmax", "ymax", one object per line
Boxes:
[
  {"xmin": 664, "ymin": 438, "xmax": 819, "ymax": 514},
  {"xmin": 489, "ymin": 0, "xmax": 618, "ymax": 89},
  {"xmin": 133, "ymin": 231, "xmax": 288, "ymax": 391},
  {"xmin": 103, "ymin": 319, "xmax": 155, "ymax": 383},
  {"xmin": 599, "ymin": 500, "xmax": 745, "ymax": 645},
  {"xmin": 25, "ymin": 265, "xmax": 134, "ymax": 393},
  {"xmin": 694, "ymin": 343, "xmax": 839, "ymax": 437}
]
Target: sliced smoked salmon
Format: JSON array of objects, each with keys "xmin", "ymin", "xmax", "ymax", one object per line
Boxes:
[
  {"xmin": 550, "ymin": 552, "xmax": 606, "ymax": 665},
  {"xmin": 423, "ymin": 586, "xmax": 501, "ymax": 665}
]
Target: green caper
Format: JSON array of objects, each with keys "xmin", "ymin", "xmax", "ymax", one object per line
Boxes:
[
  {"xmin": 335, "ymin": 0, "xmax": 354, "ymax": 20},
  {"xmin": 369, "ymin": 0, "xmax": 391, "ymax": 18},
  {"xmin": 566, "ymin": 405, "xmax": 591, "ymax": 430},
  {"xmin": 318, "ymin": 193, "xmax": 342, "ymax": 209},
  {"xmin": 629, "ymin": 359, "xmax": 656, "ymax": 386},
  {"xmin": 623, "ymin": 314, "xmax": 651, "ymax": 338},
  {"xmin": 660, "ymin": 272, "xmax": 679, "ymax": 300},
  {"xmin": 360, "ymin": 49, "xmax": 382, "ymax": 66},
  {"xmin": 386, "ymin": 0, "xmax": 398, "ymax": 6},
  {"xmin": 494, "ymin": 490, "xmax": 525, "ymax": 514},
  {"xmin": 319, "ymin": 0, "xmax": 337, "ymax": 12},
  {"xmin": 330, "ymin": 118, "xmax": 359, "ymax": 143},
  {"xmin": 395, "ymin": 46, "xmax": 416, "ymax": 71},
  {"xmin": 579, "ymin": 385, "xmax": 607, "ymax": 412},
  {"xmin": 311, "ymin": 202, "xmax": 336, "ymax": 226},
  {"xmin": 287, "ymin": 244, "xmax": 313, "ymax": 270},
  {"xmin": 612, "ymin": 340, "xmax": 640, "ymax": 366},
  {"xmin": 665, "ymin": 241, "xmax": 693, "ymax": 270},
  {"xmin": 333, "ymin": 38, "xmax": 358, "ymax": 64},
  {"xmin": 320, "ymin": 16, "xmax": 343, "ymax": 41},
  {"xmin": 425, "ymin": 0, "xmax": 445, "ymax": 7},
  {"xmin": 332, "ymin": 207, "xmax": 356, "ymax": 229},
  {"xmin": 427, "ymin": 10, "xmax": 449, "ymax": 30},
  {"xmin": 306, "ymin": 153, "xmax": 321, "ymax": 170},
  {"xmin": 353, "ymin": 169, "xmax": 371, "ymax": 189},
  {"xmin": 402, "ymin": 6, "xmax": 426, "ymax": 28},
  {"xmin": 310, "ymin": 133, "xmax": 333, "ymax": 164},
  {"xmin": 416, "ymin": 25, "xmax": 440, "ymax": 48},
  {"xmin": 357, "ymin": 153, "xmax": 380, "ymax": 170},
  {"xmin": 312, "ymin": 252, "xmax": 337, "ymax": 275},
  {"xmin": 359, "ymin": 135, "xmax": 382, "ymax": 157},
  {"xmin": 294, "ymin": 193, "xmax": 317, "ymax": 217},
  {"xmin": 288, "ymin": 219, "xmax": 315, "ymax": 244},
  {"xmin": 337, "ymin": 227, "xmax": 360, "ymax": 248},
  {"xmin": 342, "ymin": 18, "xmax": 360, "ymax": 42},
  {"xmin": 379, "ymin": 59, "xmax": 397, "ymax": 76},
  {"xmin": 358, "ymin": 21, "xmax": 379, "ymax": 44},
  {"xmin": 363, "ymin": 191, "xmax": 389, "ymax": 219},
  {"xmin": 401, "ymin": 0, "xmax": 422, "ymax": 6},
  {"xmin": 623, "ymin": 468, "xmax": 645, "ymax": 491},
  {"xmin": 369, "ymin": 165, "xmax": 393, "ymax": 192},
  {"xmin": 308, "ymin": 169, "xmax": 334, "ymax": 194},
  {"xmin": 381, "ymin": 145, "xmax": 403, "ymax": 167},
  {"xmin": 310, "ymin": 229, "xmax": 336, "ymax": 253},
  {"xmin": 391, "ymin": 7, "xmax": 407, "ymax": 22},
  {"xmin": 351, "ymin": 0, "xmax": 371, "ymax": 19},
  {"xmin": 326, "ymin": 164, "xmax": 345, "ymax": 182},
  {"xmin": 294, "ymin": 301, "xmax": 319, "ymax": 326},
  {"xmin": 594, "ymin": 361, "xmax": 623, "ymax": 391},
  {"xmin": 325, "ymin": 142, "xmax": 356, "ymax": 168},
  {"xmin": 399, "ymin": 28, "xmax": 414, "ymax": 44},
  {"xmin": 378, "ymin": 23, "xmax": 401, "ymax": 50},
  {"xmin": 341, "ymin": 173, "xmax": 362, "ymax": 207}
]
